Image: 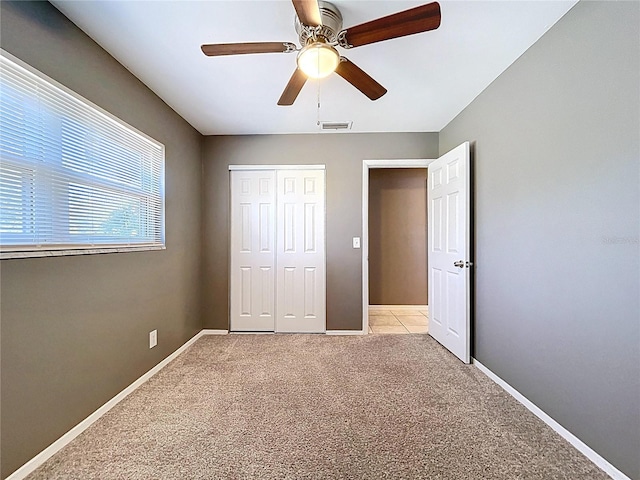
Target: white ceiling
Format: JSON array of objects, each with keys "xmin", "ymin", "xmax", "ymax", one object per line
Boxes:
[{"xmin": 50, "ymin": 0, "xmax": 577, "ymax": 136}]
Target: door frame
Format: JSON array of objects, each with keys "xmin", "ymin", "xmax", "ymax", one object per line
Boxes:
[{"xmin": 362, "ymin": 159, "xmax": 435, "ymax": 334}]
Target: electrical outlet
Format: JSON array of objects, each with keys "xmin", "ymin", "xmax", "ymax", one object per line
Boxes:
[{"xmin": 149, "ymin": 329, "xmax": 157, "ymax": 349}]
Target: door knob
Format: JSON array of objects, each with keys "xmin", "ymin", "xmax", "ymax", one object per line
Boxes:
[{"xmin": 453, "ymin": 260, "xmax": 474, "ymax": 269}]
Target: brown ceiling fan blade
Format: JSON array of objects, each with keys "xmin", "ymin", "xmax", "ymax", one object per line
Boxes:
[
  {"xmin": 278, "ymin": 68, "xmax": 308, "ymax": 106},
  {"xmin": 335, "ymin": 58, "xmax": 387, "ymax": 101},
  {"xmin": 292, "ymin": 0, "xmax": 322, "ymax": 27},
  {"xmin": 341, "ymin": 2, "xmax": 441, "ymax": 48},
  {"xmin": 201, "ymin": 42, "xmax": 296, "ymax": 57}
]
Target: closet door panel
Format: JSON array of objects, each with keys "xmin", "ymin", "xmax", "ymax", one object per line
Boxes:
[
  {"xmin": 230, "ymin": 170, "xmax": 276, "ymax": 331},
  {"xmin": 276, "ymin": 170, "xmax": 326, "ymax": 333}
]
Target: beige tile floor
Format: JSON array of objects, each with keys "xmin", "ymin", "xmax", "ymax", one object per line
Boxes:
[{"xmin": 368, "ymin": 307, "xmax": 429, "ymax": 334}]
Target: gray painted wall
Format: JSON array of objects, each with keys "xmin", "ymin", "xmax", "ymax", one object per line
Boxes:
[
  {"xmin": 202, "ymin": 133, "xmax": 438, "ymax": 330},
  {"xmin": 439, "ymin": 2, "xmax": 640, "ymax": 478},
  {"xmin": 2, "ymin": 0, "xmax": 638, "ymax": 479},
  {"xmin": 0, "ymin": 2, "xmax": 203, "ymax": 478}
]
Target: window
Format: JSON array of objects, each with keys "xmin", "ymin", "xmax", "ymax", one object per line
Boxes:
[{"xmin": 0, "ymin": 51, "xmax": 164, "ymax": 259}]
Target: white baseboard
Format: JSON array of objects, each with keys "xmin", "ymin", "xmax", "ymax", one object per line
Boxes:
[
  {"xmin": 229, "ymin": 331, "xmax": 366, "ymax": 335},
  {"xmin": 326, "ymin": 330, "xmax": 366, "ymax": 335},
  {"xmin": 368, "ymin": 305, "xmax": 428, "ymax": 311},
  {"xmin": 473, "ymin": 359, "xmax": 630, "ymax": 480},
  {"xmin": 229, "ymin": 331, "xmax": 274, "ymax": 334},
  {"xmin": 6, "ymin": 330, "xmax": 207, "ymax": 480},
  {"xmin": 201, "ymin": 329, "xmax": 229, "ymax": 335}
]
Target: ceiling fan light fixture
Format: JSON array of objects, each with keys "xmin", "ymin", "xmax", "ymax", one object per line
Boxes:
[{"xmin": 297, "ymin": 42, "xmax": 340, "ymax": 79}]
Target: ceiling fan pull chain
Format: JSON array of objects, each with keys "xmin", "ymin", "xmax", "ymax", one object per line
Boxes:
[{"xmin": 316, "ymin": 77, "xmax": 321, "ymax": 126}]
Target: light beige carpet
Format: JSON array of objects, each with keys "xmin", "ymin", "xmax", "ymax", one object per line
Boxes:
[{"xmin": 28, "ymin": 334, "xmax": 608, "ymax": 479}]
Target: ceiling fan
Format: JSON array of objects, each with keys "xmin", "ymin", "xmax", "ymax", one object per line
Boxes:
[{"xmin": 201, "ymin": 0, "xmax": 441, "ymax": 106}]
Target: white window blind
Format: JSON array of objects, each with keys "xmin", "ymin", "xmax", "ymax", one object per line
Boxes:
[{"xmin": 0, "ymin": 52, "xmax": 165, "ymax": 257}]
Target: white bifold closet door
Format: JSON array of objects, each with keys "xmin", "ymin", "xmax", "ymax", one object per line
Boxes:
[
  {"xmin": 230, "ymin": 168, "xmax": 325, "ymax": 333},
  {"xmin": 230, "ymin": 170, "xmax": 276, "ymax": 332},
  {"xmin": 276, "ymin": 169, "xmax": 325, "ymax": 333}
]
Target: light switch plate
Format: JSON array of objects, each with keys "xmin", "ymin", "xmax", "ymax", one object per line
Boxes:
[{"xmin": 353, "ymin": 237, "xmax": 361, "ymax": 249}]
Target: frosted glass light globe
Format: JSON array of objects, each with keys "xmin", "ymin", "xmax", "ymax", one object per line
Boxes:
[{"xmin": 297, "ymin": 42, "xmax": 340, "ymax": 79}]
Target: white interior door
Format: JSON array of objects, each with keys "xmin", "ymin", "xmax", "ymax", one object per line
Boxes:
[
  {"xmin": 427, "ymin": 142, "xmax": 471, "ymax": 363},
  {"xmin": 276, "ymin": 169, "xmax": 326, "ymax": 333},
  {"xmin": 230, "ymin": 170, "xmax": 276, "ymax": 331}
]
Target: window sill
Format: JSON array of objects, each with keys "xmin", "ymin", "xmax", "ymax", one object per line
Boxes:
[{"xmin": 0, "ymin": 245, "xmax": 165, "ymax": 260}]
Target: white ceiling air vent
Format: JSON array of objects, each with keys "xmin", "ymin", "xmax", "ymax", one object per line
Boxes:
[{"xmin": 320, "ymin": 121, "xmax": 353, "ymax": 131}]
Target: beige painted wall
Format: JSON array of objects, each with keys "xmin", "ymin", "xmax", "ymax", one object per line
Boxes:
[
  {"xmin": 202, "ymin": 133, "xmax": 438, "ymax": 331},
  {"xmin": 368, "ymin": 168, "xmax": 428, "ymax": 305}
]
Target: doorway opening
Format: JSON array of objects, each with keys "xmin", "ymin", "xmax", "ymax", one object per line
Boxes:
[
  {"xmin": 362, "ymin": 159, "xmax": 435, "ymax": 335},
  {"xmin": 368, "ymin": 168, "xmax": 429, "ymax": 334},
  {"xmin": 363, "ymin": 144, "xmax": 472, "ymax": 362}
]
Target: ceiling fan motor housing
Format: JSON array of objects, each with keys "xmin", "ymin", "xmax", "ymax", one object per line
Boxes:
[{"xmin": 295, "ymin": 1, "xmax": 343, "ymax": 45}]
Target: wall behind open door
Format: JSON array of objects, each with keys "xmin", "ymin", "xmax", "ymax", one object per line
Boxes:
[{"xmin": 369, "ymin": 168, "xmax": 428, "ymax": 305}]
